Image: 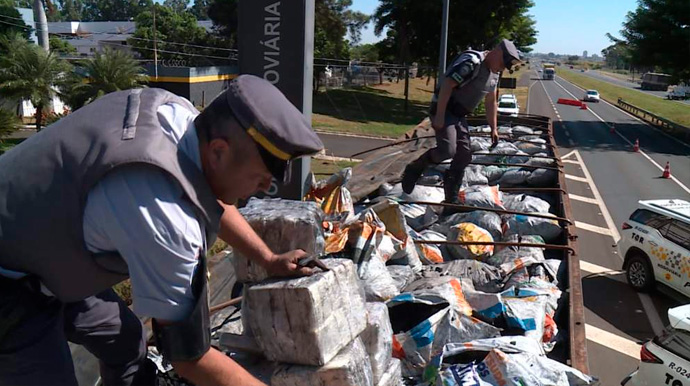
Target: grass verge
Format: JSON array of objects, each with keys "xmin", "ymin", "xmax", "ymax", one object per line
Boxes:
[
  {"xmin": 558, "ymin": 70, "xmax": 690, "ymax": 127},
  {"xmin": 312, "ymin": 77, "xmax": 434, "ymax": 138}
]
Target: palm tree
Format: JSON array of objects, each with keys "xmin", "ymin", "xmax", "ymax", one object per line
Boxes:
[
  {"xmin": 66, "ymin": 48, "xmax": 148, "ymax": 110},
  {"xmin": 0, "ymin": 107, "xmax": 21, "ymax": 140},
  {"xmin": 0, "ymin": 36, "xmax": 71, "ymax": 131}
]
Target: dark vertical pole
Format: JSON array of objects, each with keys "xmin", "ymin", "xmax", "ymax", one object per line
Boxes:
[
  {"xmin": 404, "ymin": 66, "xmax": 410, "ymax": 113},
  {"xmin": 239, "ymin": 0, "xmax": 315, "ymax": 199},
  {"xmin": 201, "ymin": 91, "xmax": 205, "ymax": 108},
  {"xmin": 438, "ymin": 0, "xmax": 449, "ymax": 75}
]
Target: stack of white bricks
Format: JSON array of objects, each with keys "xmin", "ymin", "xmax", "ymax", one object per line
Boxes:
[
  {"xmin": 235, "ymin": 198, "xmax": 325, "ymax": 283},
  {"xmin": 235, "ymin": 199, "xmax": 402, "ymax": 385}
]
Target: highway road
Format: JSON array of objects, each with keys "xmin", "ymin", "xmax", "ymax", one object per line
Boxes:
[
  {"xmin": 563, "ymin": 67, "xmax": 690, "ymax": 105},
  {"xmin": 527, "ymin": 70, "xmax": 690, "ymax": 385}
]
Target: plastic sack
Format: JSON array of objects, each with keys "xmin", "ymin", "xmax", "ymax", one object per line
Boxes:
[
  {"xmin": 447, "ymin": 223, "xmax": 494, "ymax": 261},
  {"xmin": 442, "ymin": 210, "xmax": 503, "ymax": 243},
  {"xmin": 305, "ymin": 168, "xmax": 355, "ymax": 222},
  {"xmin": 517, "ymin": 135, "xmax": 546, "ymax": 143},
  {"xmin": 387, "ymin": 287, "xmax": 501, "ymax": 376},
  {"xmin": 503, "ymin": 193, "xmax": 551, "ymax": 213},
  {"xmin": 528, "ymin": 168, "xmax": 558, "ymax": 187},
  {"xmin": 411, "ymin": 229, "xmax": 446, "ymax": 264},
  {"xmin": 347, "ymin": 212, "xmax": 401, "ymax": 301},
  {"xmin": 497, "ymin": 126, "xmax": 513, "ymax": 135},
  {"xmin": 388, "ymin": 184, "xmax": 445, "ymax": 203},
  {"xmin": 387, "ymin": 265, "xmax": 416, "ymax": 292},
  {"xmin": 469, "ymin": 125, "xmax": 492, "ymax": 134},
  {"xmin": 471, "ymin": 137, "xmax": 492, "ymax": 152},
  {"xmin": 368, "ymin": 200, "xmax": 424, "ymax": 273},
  {"xmin": 498, "ymin": 168, "xmax": 532, "ymax": 186},
  {"xmin": 482, "ymin": 165, "xmax": 507, "ymax": 184},
  {"xmin": 457, "ymin": 185, "xmax": 505, "ymax": 210},
  {"xmin": 516, "ymin": 141, "xmax": 548, "ymax": 155},
  {"xmin": 423, "ymin": 336, "xmax": 546, "ymax": 385},
  {"xmin": 473, "ymin": 349, "xmax": 597, "ymax": 386},
  {"xmin": 462, "ymin": 165, "xmax": 489, "ymax": 187},
  {"xmin": 502, "ymin": 293, "xmax": 549, "ymax": 344},
  {"xmin": 420, "ymin": 260, "xmax": 504, "ymax": 293},
  {"xmin": 504, "ymin": 213, "xmax": 562, "ymax": 242},
  {"xmin": 486, "ymin": 235, "xmax": 545, "ymax": 267},
  {"xmin": 404, "ymin": 277, "xmax": 504, "ymax": 321},
  {"xmin": 401, "ymin": 204, "xmax": 439, "ymax": 232},
  {"xmin": 512, "ymin": 126, "xmax": 535, "ymax": 136},
  {"xmin": 526, "ymin": 156, "xmax": 557, "ymax": 167}
]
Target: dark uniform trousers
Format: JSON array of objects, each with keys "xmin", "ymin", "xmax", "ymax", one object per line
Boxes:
[
  {"xmin": 429, "ymin": 115, "xmax": 472, "ymax": 177},
  {"xmin": 0, "ymin": 279, "xmax": 154, "ymax": 386}
]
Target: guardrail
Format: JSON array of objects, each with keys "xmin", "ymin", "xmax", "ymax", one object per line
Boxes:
[{"xmin": 617, "ymin": 98, "xmax": 690, "ymax": 141}]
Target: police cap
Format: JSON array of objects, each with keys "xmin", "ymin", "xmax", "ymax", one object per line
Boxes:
[
  {"xmin": 222, "ymin": 75, "xmax": 324, "ymax": 182},
  {"xmin": 499, "ymin": 39, "xmax": 522, "ymax": 70}
]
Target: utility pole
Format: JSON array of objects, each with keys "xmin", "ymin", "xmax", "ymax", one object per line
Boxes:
[
  {"xmin": 152, "ymin": 5, "xmax": 158, "ymax": 79},
  {"xmin": 438, "ymin": 0, "xmax": 449, "ymax": 76},
  {"xmin": 33, "ymin": 0, "xmax": 49, "ymax": 51}
]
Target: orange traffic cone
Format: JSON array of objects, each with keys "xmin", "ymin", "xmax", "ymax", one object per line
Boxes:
[
  {"xmin": 662, "ymin": 162, "xmax": 671, "ymax": 179},
  {"xmin": 633, "ymin": 138, "xmax": 640, "ymax": 152},
  {"xmin": 580, "ymin": 102, "xmax": 587, "ymax": 110},
  {"xmin": 610, "ymin": 123, "xmax": 615, "ymax": 134}
]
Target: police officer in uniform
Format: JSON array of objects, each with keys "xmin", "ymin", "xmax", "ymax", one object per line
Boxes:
[
  {"xmin": 402, "ymin": 39, "xmax": 522, "ymax": 203},
  {"xmin": 0, "ymin": 75, "xmax": 323, "ymax": 386}
]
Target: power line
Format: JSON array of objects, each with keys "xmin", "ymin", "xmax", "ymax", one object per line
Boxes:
[{"xmin": 99, "ymin": 40, "xmax": 236, "ymax": 61}]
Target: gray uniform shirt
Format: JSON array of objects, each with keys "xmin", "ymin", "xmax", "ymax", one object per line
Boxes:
[{"xmin": 434, "ymin": 50, "xmax": 500, "ymax": 120}]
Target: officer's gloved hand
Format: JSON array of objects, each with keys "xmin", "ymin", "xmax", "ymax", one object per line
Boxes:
[
  {"xmin": 264, "ymin": 249, "xmax": 314, "ymax": 277},
  {"xmin": 491, "ymin": 129, "xmax": 499, "ymax": 146}
]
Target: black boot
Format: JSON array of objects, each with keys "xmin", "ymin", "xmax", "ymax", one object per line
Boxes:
[
  {"xmin": 442, "ymin": 171, "xmax": 462, "ymax": 215},
  {"xmin": 402, "ymin": 152, "xmax": 432, "ymax": 194}
]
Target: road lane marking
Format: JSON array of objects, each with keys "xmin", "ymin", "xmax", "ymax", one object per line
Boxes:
[
  {"xmin": 566, "ymin": 174, "xmax": 588, "ymax": 183},
  {"xmin": 562, "ymin": 159, "xmax": 580, "ymax": 164},
  {"xmin": 569, "ymin": 193, "xmax": 599, "ymax": 205},
  {"xmin": 585, "ymin": 324, "xmax": 640, "ymax": 359},
  {"xmin": 572, "ymin": 150, "xmax": 621, "ymax": 242},
  {"xmin": 580, "ymin": 260, "xmax": 617, "ymax": 275},
  {"xmin": 553, "ymin": 79, "xmax": 690, "ymax": 195},
  {"xmin": 561, "ymin": 150, "xmax": 577, "ymax": 159},
  {"xmin": 576, "ymin": 221, "xmax": 614, "ymax": 237},
  {"xmin": 555, "ymin": 76, "xmax": 690, "ymax": 150}
]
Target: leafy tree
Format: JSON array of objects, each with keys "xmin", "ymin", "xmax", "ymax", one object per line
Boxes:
[
  {"xmin": 1, "ymin": 0, "xmax": 32, "ymax": 40},
  {"xmin": 55, "ymin": 0, "xmax": 84, "ymax": 20},
  {"xmin": 49, "ymin": 35, "xmax": 77, "ymax": 54},
  {"xmin": 0, "ymin": 106, "xmax": 21, "ymax": 140},
  {"xmin": 618, "ymin": 0, "xmax": 690, "ymax": 82},
  {"xmin": 65, "ymin": 48, "xmax": 147, "ymax": 109},
  {"xmin": 350, "ymin": 43, "xmax": 378, "ymax": 62},
  {"xmin": 163, "ymin": 0, "xmax": 188, "ymax": 13},
  {"xmin": 207, "ymin": 0, "xmax": 237, "ymax": 46},
  {"xmin": 601, "ymin": 34, "xmax": 631, "ymax": 70},
  {"xmin": 13, "ymin": 0, "xmax": 32, "ymax": 7},
  {"xmin": 190, "ymin": 0, "xmax": 210, "ymax": 20},
  {"xmin": 0, "ymin": 36, "xmax": 72, "ymax": 130},
  {"xmin": 374, "ymin": 0, "xmax": 537, "ymax": 65},
  {"xmin": 81, "ymin": 0, "xmax": 153, "ymax": 21},
  {"xmin": 131, "ymin": 4, "xmax": 232, "ymax": 65}
]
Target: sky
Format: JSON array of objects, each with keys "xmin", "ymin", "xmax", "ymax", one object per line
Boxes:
[{"xmin": 350, "ymin": 0, "xmax": 639, "ymax": 56}]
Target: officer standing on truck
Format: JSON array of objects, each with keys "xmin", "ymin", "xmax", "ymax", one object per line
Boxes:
[
  {"xmin": 401, "ymin": 39, "xmax": 522, "ymax": 204},
  {"xmin": 0, "ymin": 75, "xmax": 323, "ymax": 386}
]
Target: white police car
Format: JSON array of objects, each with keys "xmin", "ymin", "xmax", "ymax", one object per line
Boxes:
[
  {"xmin": 618, "ymin": 199, "xmax": 690, "ymax": 296},
  {"xmin": 622, "ymin": 305, "xmax": 690, "ymax": 386}
]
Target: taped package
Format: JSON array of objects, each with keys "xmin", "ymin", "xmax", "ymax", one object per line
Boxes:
[
  {"xmin": 362, "ymin": 302, "xmax": 394, "ymax": 384},
  {"xmin": 236, "ymin": 198, "xmax": 325, "ymax": 282},
  {"xmin": 503, "ymin": 193, "xmax": 551, "ymax": 213},
  {"xmin": 271, "ymin": 338, "xmax": 374, "ymax": 386},
  {"xmin": 245, "ymin": 259, "xmax": 367, "ymax": 366}
]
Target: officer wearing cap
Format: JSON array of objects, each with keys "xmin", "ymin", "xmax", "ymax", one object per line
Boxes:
[
  {"xmin": 0, "ymin": 74, "xmax": 323, "ymax": 386},
  {"xmin": 402, "ymin": 39, "xmax": 522, "ymax": 204}
]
